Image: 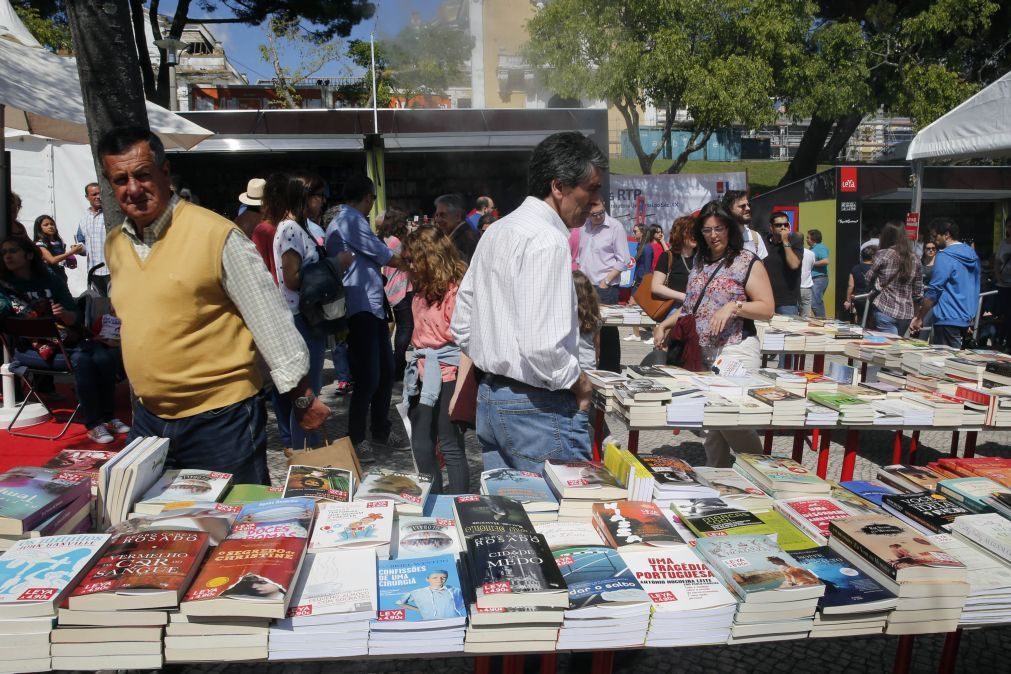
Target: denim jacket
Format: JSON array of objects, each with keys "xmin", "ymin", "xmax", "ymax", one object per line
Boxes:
[{"xmin": 404, "ymin": 344, "xmax": 461, "ymax": 406}]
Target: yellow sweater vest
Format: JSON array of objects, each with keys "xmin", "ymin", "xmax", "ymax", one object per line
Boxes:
[{"xmin": 106, "ymin": 201, "xmax": 262, "ymax": 419}]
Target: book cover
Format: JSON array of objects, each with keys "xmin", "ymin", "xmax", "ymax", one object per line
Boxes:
[
  {"xmin": 222, "ymin": 484, "xmax": 284, "ymax": 507},
  {"xmin": 937, "ymin": 477, "xmax": 1011, "ymax": 513},
  {"xmin": 534, "ymin": 522, "xmax": 605, "ymax": 551},
  {"xmin": 671, "ymin": 498, "xmax": 769, "ymax": 537},
  {"xmin": 479, "ymin": 469, "xmax": 558, "ymax": 508},
  {"xmin": 282, "ymin": 465, "xmax": 352, "ymax": 502},
  {"xmin": 620, "ymin": 548, "xmax": 737, "ymax": 612},
  {"xmin": 878, "ymin": 465, "xmax": 943, "ymax": 493},
  {"xmin": 951, "ymin": 514, "xmax": 1011, "ymax": 561},
  {"xmin": 881, "ymin": 492, "xmax": 971, "ymax": 534},
  {"xmin": 228, "ymin": 498, "xmax": 315, "ymax": 540},
  {"xmin": 694, "ymin": 468, "xmax": 772, "ymax": 505},
  {"xmin": 467, "ymin": 532, "xmax": 566, "ymax": 600},
  {"xmin": 750, "ymin": 509, "xmax": 819, "ymax": 551},
  {"xmin": 790, "ymin": 547, "xmax": 896, "ymax": 613},
  {"xmin": 734, "ymin": 454, "xmax": 827, "ymax": 492},
  {"xmin": 107, "ymin": 505, "xmax": 237, "ymax": 547},
  {"xmin": 839, "ymin": 480, "xmax": 900, "ymax": 507},
  {"xmin": 828, "ymin": 516, "xmax": 966, "ymax": 582},
  {"xmin": 552, "ymin": 546, "xmax": 648, "ymax": 609},
  {"xmin": 638, "ymin": 456, "xmax": 704, "ymax": 488},
  {"xmin": 0, "ymin": 467, "xmax": 92, "ymax": 534},
  {"xmin": 136, "ymin": 470, "xmax": 233, "ymax": 512},
  {"xmin": 542, "ymin": 460, "xmax": 624, "ymax": 499},
  {"xmin": 42, "ymin": 450, "xmax": 118, "ymax": 483},
  {"xmin": 0, "ymin": 534, "xmax": 110, "ymax": 615},
  {"xmin": 182, "ymin": 536, "xmax": 305, "ymax": 606},
  {"xmin": 355, "ymin": 470, "xmax": 432, "ymax": 512},
  {"xmin": 774, "ymin": 497, "xmax": 854, "ymax": 543},
  {"xmin": 285, "ymin": 549, "xmax": 377, "ymax": 620},
  {"xmin": 453, "ymin": 495, "xmax": 533, "ymax": 540},
  {"xmin": 374, "ymin": 554, "xmax": 466, "ymax": 624},
  {"xmin": 309, "ymin": 500, "xmax": 394, "ymax": 551},
  {"xmin": 808, "ymin": 393, "xmax": 870, "ymax": 411},
  {"xmin": 695, "ymin": 535, "xmax": 824, "ymax": 598},
  {"xmin": 614, "ymin": 380, "xmax": 671, "ymax": 402},
  {"xmin": 393, "ymin": 516, "xmax": 462, "ymax": 559},
  {"xmin": 828, "ymin": 482, "xmax": 882, "ymax": 515},
  {"xmin": 590, "ymin": 501, "xmax": 685, "ymax": 549},
  {"xmin": 69, "ymin": 531, "xmax": 209, "ymax": 600},
  {"xmin": 748, "ymin": 387, "xmax": 804, "ymax": 406}
]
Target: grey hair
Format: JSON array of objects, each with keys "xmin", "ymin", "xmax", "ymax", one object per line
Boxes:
[
  {"xmin": 434, "ymin": 193, "xmax": 466, "ymax": 218},
  {"xmin": 528, "ymin": 132, "xmax": 608, "ymax": 199},
  {"xmin": 97, "ymin": 126, "xmax": 166, "ymax": 168}
]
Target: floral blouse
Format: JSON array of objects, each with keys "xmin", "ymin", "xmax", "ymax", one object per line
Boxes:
[{"xmin": 682, "ymin": 250, "xmax": 759, "ymax": 348}]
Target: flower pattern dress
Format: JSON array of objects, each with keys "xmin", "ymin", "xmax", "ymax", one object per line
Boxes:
[{"xmin": 682, "ymin": 250, "xmax": 760, "ymax": 349}]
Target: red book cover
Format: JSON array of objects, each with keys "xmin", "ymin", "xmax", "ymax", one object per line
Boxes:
[
  {"xmin": 182, "ymin": 537, "xmax": 305, "ymax": 605},
  {"xmin": 780, "ymin": 498, "xmax": 852, "ymax": 538},
  {"xmin": 70, "ymin": 530, "xmax": 210, "ymax": 597}
]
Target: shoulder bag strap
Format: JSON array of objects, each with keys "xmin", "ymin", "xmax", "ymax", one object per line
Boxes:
[{"xmin": 691, "ymin": 258, "xmax": 728, "ymax": 315}]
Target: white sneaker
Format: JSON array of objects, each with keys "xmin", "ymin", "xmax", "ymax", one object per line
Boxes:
[
  {"xmin": 87, "ymin": 425, "xmax": 115, "ymax": 444},
  {"xmin": 106, "ymin": 418, "xmax": 131, "ymax": 435},
  {"xmin": 623, "ymin": 333, "xmax": 640, "ymax": 341}
]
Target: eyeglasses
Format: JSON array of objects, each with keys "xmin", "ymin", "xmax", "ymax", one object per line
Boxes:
[
  {"xmin": 700, "ymin": 225, "xmax": 728, "ymax": 236},
  {"xmin": 737, "ymin": 203, "xmax": 751, "ymax": 210},
  {"xmin": 589, "ymin": 211, "xmax": 606, "ymax": 218}
]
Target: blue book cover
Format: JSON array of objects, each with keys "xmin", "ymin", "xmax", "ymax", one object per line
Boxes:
[
  {"xmin": 228, "ymin": 497, "xmax": 315, "ymax": 540},
  {"xmin": 480, "ymin": 469, "xmax": 558, "ymax": 507},
  {"xmin": 839, "ymin": 480, "xmax": 899, "ymax": 507},
  {"xmin": 791, "ymin": 546, "xmax": 897, "ymax": 613},
  {"xmin": 0, "ymin": 467, "xmax": 91, "ymax": 533},
  {"xmin": 552, "ymin": 546, "xmax": 647, "ymax": 609},
  {"xmin": 423, "ymin": 494, "xmax": 457, "ymax": 521},
  {"xmin": 374, "ymin": 554, "xmax": 467, "ymax": 626},
  {"xmin": 0, "ymin": 533, "xmax": 111, "ymax": 612}
]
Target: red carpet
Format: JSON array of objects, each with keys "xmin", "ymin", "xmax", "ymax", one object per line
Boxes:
[{"xmin": 0, "ymin": 383, "xmax": 133, "ymax": 472}]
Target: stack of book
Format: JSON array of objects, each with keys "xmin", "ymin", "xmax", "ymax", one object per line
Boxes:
[
  {"xmin": 793, "ymin": 372, "xmax": 838, "ymax": 394},
  {"xmin": 602, "ymin": 443, "xmax": 655, "ymax": 502},
  {"xmin": 951, "ymin": 514, "xmax": 1011, "ymax": 565},
  {"xmin": 983, "ymin": 359, "xmax": 1011, "ymax": 386},
  {"xmin": 773, "ymin": 496, "xmax": 857, "ymax": 545},
  {"xmin": 0, "ymin": 533, "xmax": 110, "ymax": 673},
  {"xmin": 542, "ymin": 460, "xmax": 626, "ymax": 521},
  {"xmin": 480, "ymin": 469, "xmax": 559, "ymax": 523},
  {"xmin": 868, "ymin": 400, "xmax": 910, "ymax": 426},
  {"xmin": 0, "ymin": 467, "xmax": 93, "ymax": 551},
  {"xmin": 930, "ymin": 457, "xmax": 1011, "ymax": 488},
  {"xmin": 701, "ymin": 392, "xmax": 739, "ymax": 427},
  {"xmin": 757, "ymin": 370, "xmax": 809, "ymax": 396},
  {"xmin": 805, "ymin": 401, "xmax": 839, "ymax": 426},
  {"xmin": 731, "ymin": 396, "xmax": 773, "ymax": 426},
  {"xmin": 880, "ymin": 492, "xmax": 971, "ymax": 534},
  {"xmin": 585, "ymin": 369, "xmax": 630, "ymax": 413},
  {"xmin": 665, "ymin": 389, "xmax": 706, "ymax": 427},
  {"xmin": 639, "ymin": 455, "xmax": 719, "ymax": 501},
  {"xmin": 929, "ymin": 532, "xmax": 1011, "ymax": 627},
  {"xmin": 41, "ymin": 449, "xmax": 118, "ymax": 517},
  {"xmin": 97, "ymin": 437, "xmax": 171, "ymax": 528},
  {"xmin": 57, "ymin": 530, "xmax": 210, "ymax": 669},
  {"xmin": 808, "ymin": 393, "xmax": 874, "ymax": 424},
  {"xmin": 792, "ymin": 547, "xmax": 897, "ymax": 637},
  {"xmin": 590, "ymin": 501, "xmax": 686, "ymax": 551},
  {"xmin": 622, "ymin": 548, "xmax": 737, "ymax": 646},
  {"xmin": 175, "ymin": 497, "xmax": 314, "ymax": 661},
  {"xmin": 936, "ymin": 476, "xmax": 1011, "ymax": 513},
  {"xmin": 553, "ymin": 546, "xmax": 651, "ymax": 649},
  {"xmin": 901, "ymin": 391, "xmax": 962, "ymax": 426},
  {"xmin": 749, "ymin": 387, "xmax": 806, "ymax": 425},
  {"xmin": 734, "ymin": 454, "xmax": 832, "ymax": 500},
  {"xmin": 132, "ymin": 469, "xmax": 233, "ymax": 516},
  {"xmin": 877, "ymin": 465, "xmax": 943, "ymax": 494},
  {"xmin": 308, "ymin": 500, "xmax": 395, "ymax": 557},
  {"xmin": 368, "ymin": 554, "xmax": 466, "ymax": 656},
  {"xmin": 613, "ymin": 379, "xmax": 673, "ymax": 427},
  {"xmin": 828, "ymin": 515, "xmax": 968, "ymax": 634},
  {"xmin": 696, "ymin": 535, "xmax": 825, "ymax": 643},
  {"xmin": 355, "ymin": 470, "xmax": 432, "ymax": 515},
  {"xmin": 166, "ymin": 613, "xmax": 270, "ymax": 662}
]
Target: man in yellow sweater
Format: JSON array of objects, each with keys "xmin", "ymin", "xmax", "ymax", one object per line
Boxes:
[{"xmin": 97, "ymin": 126, "xmax": 330, "ymax": 484}]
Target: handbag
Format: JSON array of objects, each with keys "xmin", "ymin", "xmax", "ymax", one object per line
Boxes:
[
  {"xmin": 665, "ymin": 258, "xmax": 728, "ymax": 369},
  {"xmin": 632, "ymin": 250, "xmax": 676, "ymax": 321},
  {"xmin": 296, "ymin": 227, "xmax": 347, "ymax": 334},
  {"xmin": 448, "ymin": 365, "xmax": 481, "ymax": 429}
]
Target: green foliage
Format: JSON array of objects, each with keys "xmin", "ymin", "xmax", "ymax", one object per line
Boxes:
[
  {"xmin": 895, "ymin": 64, "xmax": 980, "ymax": 130},
  {"xmin": 12, "ymin": 3, "xmax": 72, "ymax": 52},
  {"xmin": 335, "ymin": 39, "xmax": 394, "ymax": 107},
  {"xmin": 258, "ymin": 17, "xmax": 344, "ymax": 109}
]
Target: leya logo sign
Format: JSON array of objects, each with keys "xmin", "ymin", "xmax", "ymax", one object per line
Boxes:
[{"xmin": 840, "ymin": 167, "xmax": 858, "ymax": 193}]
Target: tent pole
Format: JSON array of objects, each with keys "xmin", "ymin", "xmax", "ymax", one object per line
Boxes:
[
  {"xmin": 910, "ymin": 159, "xmax": 924, "ymax": 216},
  {"xmin": 1, "ymin": 103, "xmax": 8, "ymax": 239}
]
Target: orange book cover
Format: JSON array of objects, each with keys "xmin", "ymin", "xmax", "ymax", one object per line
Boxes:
[
  {"xmin": 183, "ymin": 536, "xmax": 304, "ymax": 604},
  {"xmin": 70, "ymin": 531, "xmax": 209, "ymax": 597}
]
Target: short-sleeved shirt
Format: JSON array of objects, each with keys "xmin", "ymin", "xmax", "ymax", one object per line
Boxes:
[
  {"xmin": 800, "ymin": 249, "xmax": 815, "ymax": 288},
  {"xmin": 683, "ymin": 250, "xmax": 759, "ymax": 348},
  {"xmin": 412, "ymin": 284, "xmax": 459, "ymax": 382},
  {"xmin": 763, "ymin": 232, "xmax": 804, "ymax": 307},
  {"xmin": 811, "ymin": 242, "xmax": 830, "ymax": 277},
  {"xmin": 272, "ymin": 219, "xmax": 319, "ymax": 314},
  {"xmin": 653, "ymin": 250, "xmax": 694, "ymax": 294},
  {"xmin": 398, "ymin": 585, "xmax": 466, "ymax": 619}
]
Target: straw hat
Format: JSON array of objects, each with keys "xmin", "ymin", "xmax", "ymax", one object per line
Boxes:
[{"xmin": 239, "ymin": 178, "xmax": 265, "ymax": 206}]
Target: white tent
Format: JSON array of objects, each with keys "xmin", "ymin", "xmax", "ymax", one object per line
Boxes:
[{"xmin": 0, "ymin": 0, "xmax": 40, "ymax": 47}]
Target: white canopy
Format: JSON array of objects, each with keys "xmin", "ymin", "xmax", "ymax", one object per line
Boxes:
[
  {"xmin": 0, "ymin": 33, "xmax": 211, "ymax": 149},
  {"xmin": 906, "ymin": 69, "xmax": 1011, "ymax": 161},
  {"xmin": 0, "ymin": 0, "xmax": 39, "ymax": 47}
]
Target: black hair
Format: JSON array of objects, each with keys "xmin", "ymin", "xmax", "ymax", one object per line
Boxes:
[
  {"xmin": 808, "ymin": 229, "xmax": 823, "ymax": 243},
  {"xmin": 693, "ymin": 201, "xmax": 744, "ymax": 265},
  {"xmin": 261, "ymin": 172, "xmax": 289, "ymax": 225},
  {"xmin": 343, "ymin": 175, "xmax": 375, "ymax": 204},
  {"xmin": 33, "ymin": 215, "xmax": 63, "ymax": 244},
  {"xmin": 96, "ymin": 126, "xmax": 166, "ymax": 167},
  {"xmin": 928, "ymin": 217, "xmax": 960, "ymax": 240},
  {"xmin": 769, "ymin": 211, "xmax": 789, "ymax": 224},
  {"xmin": 861, "ymin": 245, "xmax": 877, "ymax": 262},
  {"xmin": 527, "ymin": 132, "xmax": 608, "ymax": 199},
  {"xmin": 84, "ymin": 182, "xmax": 99, "ymax": 195},
  {"xmin": 284, "ymin": 172, "xmax": 324, "ymax": 227},
  {"xmin": 0, "ymin": 236, "xmax": 48, "ymax": 280},
  {"xmin": 721, "ymin": 190, "xmax": 748, "ymax": 212}
]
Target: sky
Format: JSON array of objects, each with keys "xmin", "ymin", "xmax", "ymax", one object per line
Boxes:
[{"xmin": 156, "ymin": 0, "xmax": 446, "ymax": 83}]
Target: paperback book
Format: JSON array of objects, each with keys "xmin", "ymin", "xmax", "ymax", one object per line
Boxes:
[
  {"xmin": 880, "ymin": 492, "xmax": 971, "ymax": 534},
  {"xmin": 621, "ymin": 547, "xmax": 738, "ymax": 612},
  {"xmin": 134, "ymin": 469, "xmax": 233, "ymax": 514},
  {"xmin": 284, "ymin": 549, "xmax": 377, "ymax": 623},
  {"xmin": 222, "ymin": 484, "xmax": 284, "ymax": 506},
  {"xmin": 467, "ymin": 532, "xmax": 567, "ymax": 608},
  {"xmin": 553, "ymin": 546, "xmax": 648, "ymax": 610},
  {"xmin": 282, "ymin": 465, "xmax": 352, "ymax": 502},
  {"xmin": 479, "ymin": 469, "xmax": 558, "ymax": 512},
  {"xmin": 790, "ymin": 547, "xmax": 897, "ymax": 614},
  {"xmin": 542, "ymin": 460, "xmax": 625, "ymax": 500},
  {"xmin": 355, "ymin": 470, "xmax": 432, "ymax": 514},
  {"xmin": 0, "ymin": 466, "xmax": 92, "ymax": 535},
  {"xmin": 828, "ymin": 515, "xmax": 966, "ymax": 583},
  {"xmin": 393, "ymin": 516, "xmax": 462, "ymax": 559},
  {"xmin": 0, "ymin": 533, "xmax": 110, "ymax": 618},
  {"xmin": 42, "ymin": 450, "xmax": 118, "ymax": 484},
  {"xmin": 228, "ymin": 497, "xmax": 315, "ymax": 540},
  {"xmin": 695, "ymin": 535, "xmax": 825, "ymax": 601},
  {"xmin": 374, "ymin": 554, "xmax": 466, "ymax": 626},
  {"xmin": 671, "ymin": 498, "xmax": 769, "ymax": 538},
  {"xmin": 590, "ymin": 501, "xmax": 685, "ymax": 550},
  {"xmin": 309, "ymin": 500, "xmax": 394, "ymax": 553},
  {"xmin": 453, "ymin": 495, "xmax": 534, "ymax": 540}
]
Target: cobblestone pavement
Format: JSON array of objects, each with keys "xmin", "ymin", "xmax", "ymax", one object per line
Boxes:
[{"xmin": 163, "ymin": 331, "xmax": 1011, "ymax": 673}]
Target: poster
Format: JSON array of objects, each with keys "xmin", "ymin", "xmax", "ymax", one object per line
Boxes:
[{"xmin": 608, "ymin": 172, "xmax": 747, "ymax": 236}]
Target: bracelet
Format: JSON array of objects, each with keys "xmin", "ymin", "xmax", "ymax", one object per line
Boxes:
[{"xmin": 732, "ymin": 300, "xmax": 743, "ymax": 317}]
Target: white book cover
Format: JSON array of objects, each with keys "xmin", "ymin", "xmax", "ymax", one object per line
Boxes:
[
  {"xmin": 309, "ymin": 500, "xmax": 394, "ymax": 552},
  {"xmin": 393, "ymin": 516, "xmax": 461, "ymax": 559},
  {"xmin": 285, "ymin": 550, "xmax": 378, "ymax": 621},
  {"xmin": 619, "ymin": 548, "xmax": 737, "ymax": 614},
  {"xmin": 136, "ymin": 469, "xmax": 232, "ymax": 511},
  {"xmin": 534, "ymin": 521, "xmax": 605, "ymax": 551},
  {"xmin": 952, "ymin": 514, "xmax": 1011, "ymax": 561},
  {"xmin": 929, "ymin": 533, "xmax": 1011, "ymax": 594},
  {"xmin": 354, "ymin": 470, "xmax": 432, "ymax": 513}
]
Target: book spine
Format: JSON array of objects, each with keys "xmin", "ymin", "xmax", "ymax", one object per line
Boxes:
[{"xmin": 828, "ymin": 524, "xmax": 898, "ymax": 581}]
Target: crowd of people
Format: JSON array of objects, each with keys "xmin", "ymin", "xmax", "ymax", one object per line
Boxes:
[{"xmin": 0, "ymin": 126, "xmax": 998, "ymax": 495}]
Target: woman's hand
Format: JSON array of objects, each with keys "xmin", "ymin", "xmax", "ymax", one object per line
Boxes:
[
  {"xmin": 710, "ymin": 302, "xmax": 737, "ymax": 335},
  {"xmin": 653, "ymin": 324, "xmax": 668, "ymax": 350},
  {"xmin": 50, "ymin": 302, "xmax": 75, "ymax": 325},
  {"xmin": 70, "ymin": 243, "xmax": 84, "ymax": 255}
]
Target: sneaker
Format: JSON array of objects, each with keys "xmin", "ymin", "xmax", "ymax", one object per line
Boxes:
[
  {"xmin": 106, "ymin": 418, "xmax": 131, "ymax": 435},
  {"xmin": 623, "ymin": 333, "xmax": 640, "ymax": 341},
  {"xmin": 333, "ymin": 381, "xmax": 352, "ymax": 396},
  {"xmin": 356, "ymin": 440, "xmax": 377, "ymax": 464},
  {"xmin": 374, "ymin": 430, "xmax": 411, "ymax": 452},
  {"xmin": 87, "ymin": 425, "xmax": 115, "ymax": 444}
]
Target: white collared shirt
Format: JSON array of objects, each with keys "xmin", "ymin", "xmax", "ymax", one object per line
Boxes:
[
  {"xmin": 742, "ymin": 226, "xmax": 768, "ymax": 260},
  {"xmin": 451, "ymin": 196, "xmax": 581, "ymax": 391}
]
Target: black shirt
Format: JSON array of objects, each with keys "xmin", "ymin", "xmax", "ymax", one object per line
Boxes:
[
  {"xmin": 653, "ymin": 249, "xmax": 694, "ymax": 293},
  {"xmin": 763, "ymin": 231, "xmax": 804, "ymax": 307},
  {"xmin": 850, "ymin": 261, "xmax": 872, "ymax": 297}
]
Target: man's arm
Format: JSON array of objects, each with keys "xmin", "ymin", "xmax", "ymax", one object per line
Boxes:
[
  {"xmin": 343, "ymin": 214, "xmax": 395, "ymax": 266},
  {"xmin": 784, "ymin": 234, "xmax": 802, "ymax": 270},
  {"xmin": 450, "ymin": 266, "xmax": 474, "ymax": 352},
  {"xmin": 603, "ymin": 219, "xmax": 632, "ymax": 285},
  {"xmin": 813, "ymin": 246, "xmax": 830, "ymax": 267}
]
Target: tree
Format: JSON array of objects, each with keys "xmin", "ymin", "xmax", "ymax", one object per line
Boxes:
[
  {"xmin": 524, "ymin": 0, "xmax": 812, "ymax": 175},
  {"xmin": 258, "ymin": 17, "xmax": 344, "ymax": 109},
  {"xmin": 778, "ymin": 0, "xmax": 1010, "ymax": 185},
  {"xmin": 11, "ymin": 2, "xmax": 71, "ymax": 51}
]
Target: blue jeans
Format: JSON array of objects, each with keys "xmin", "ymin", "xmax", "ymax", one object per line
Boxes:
[
  {"xmin": 331, "ymin": 342, "xmax": 352, "ymax": 384},
  {"xmin": 14, "ymin": 342, "xmax": 120, "ymax": 430},
  {"xmin": 128, "ymin": 394, "xmax": 269, "ymax": 485},
  {"xmin": 476, "ymin": 377, "xmax": 590, "ymax": 474},
  {"xmin": 873, "ymin": 310, "xmax": 910, "ymax": 337},
  {"xmin": 270, "ymin": 387, "xmax": 292, "ymax": 448},
  {"xmin": 347, "ymin": 312, "xmax": 394, "ymax": 445},
  {"xmin": 811, "ymin": 275, "xmax": 829, "ymax": 318},
  {"xmin": 409, "ymin": 379, "xmax": 469, "ymax": 495},
  {"xmin": 932, "ymin": 325, "xmax": 965, "ymax": 349},
  {"xmin": 290, "ymin": 313, "xmax": 325, "ymax": 450}
]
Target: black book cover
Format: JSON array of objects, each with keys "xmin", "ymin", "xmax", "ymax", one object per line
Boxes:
[
  {"xmin": 986, "ymin": 361, "xmax": 1011, "ymax": 377},
  {"xmin": 881, "ymin": 492, "xmax": 971, "ymax": 533},
  {"xmin": 467, "ymin": 532, "xmax": 566, "ymax": 596},
  {"xmin": 453, "ymin": 495, "xmax": 533, "ymax": 540}
]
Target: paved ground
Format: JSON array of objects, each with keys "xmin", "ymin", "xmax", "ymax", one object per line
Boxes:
[{"xmin": 173, "ymin": 330, "xmax": 1011, "ymax": 673}]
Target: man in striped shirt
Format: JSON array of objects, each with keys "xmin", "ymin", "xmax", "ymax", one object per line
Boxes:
[{"xmin": 75, "ymin": 182, "xmax": 110, "ymax": 294}]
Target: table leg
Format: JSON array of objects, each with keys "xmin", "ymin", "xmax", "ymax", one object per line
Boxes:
[
  {"xmin": 892, "ymin": 431, "xmax": 904, "ymax": 465},
  {"xmin": 937, "ymin": 629, "xmax": 962, "ymax": 674},
  {"xmin": 965, "ymin": 431, "xmax": 977, "ymax": 458},
  {"xmin": 591, "ymin": 408, "xmax": 605, "ymax": 462},
  {"xmin": 816, "ymin": 431, "xmax": 830, "ymax": 479},
  {"xmin": 792, "ymin": 430, "xmax": 804, "ymax": 463},
  {"xmin": 591, "ymin": 651, "xmax": 614, "ymax": 674},
  {"xmin": 813, "ymin": 354, "xmax": 825, "ymax": 374},
  {"xmin": 628, "ymin": 431, "xmax": 639, "ymax": 455},
  {"xmin": 949, "ymin": 431, "xmax": 960, "ymax": 458},
  {"xmin": 763, "ymin": 431, "xmax": 774, "ymax": 455},
  {"xmin": 502, "ymin": 655, "xmax": 525, "ymax": 674},
  {"xmin": 540, "ymin": 653, "xmax": 558, "ymax": 674},
  {"xmin": 474, "ymin": 656, "xmax": 492, "ymax": 674},
  {"xmin": 909, "ymin": 431, "xmax": 920, "ymax": 465},
  {"xmin": 892, "ymin": 635, "xmax": 915, "ymax": 674},
  {"xmin": 841, "ymin": 429, "xmax": 858, "ymax": 481},
  {"xmin": 860, "ymin": 362, "xmax": 868, "ymax": 381},
  {"xmin": 811, "ymin": 429, "xmax": 821, "ymax": 454}
]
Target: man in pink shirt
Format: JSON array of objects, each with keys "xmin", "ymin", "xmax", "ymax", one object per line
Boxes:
[{"xmin": 576, "ymin": 200, "xmax": 631, "ymax": 371}]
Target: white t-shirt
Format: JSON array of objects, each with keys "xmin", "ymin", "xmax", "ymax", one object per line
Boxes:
[
  {"xmin": 742, "ymin": 226, "xmax": 768, "ymax": 260},
  {"xmin": 800, "ymin": 248, "xmax": 815, "ymax": 289},
  {"xmin": 273, "ymin": 219, "xmax": 320, "ymax": 314}
]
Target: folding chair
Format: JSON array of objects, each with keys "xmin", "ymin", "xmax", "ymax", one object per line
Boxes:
[{"xmin": 1, "ymin": 317, "xmax": 81, "ymax": 439}]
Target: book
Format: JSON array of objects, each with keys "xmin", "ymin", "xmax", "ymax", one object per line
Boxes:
[
  {"xmin": 479, "ymin": 469, "xmax": 559, "ymax": 512},
  {"xmin": 951, "ymin": 514, "xmax": 1011, "ymax": 561},
  {"xmin": 936, "ymin": 477, "xmax": 1011, "ymax": 513},
  {"xmin": 452, "ymin": 495, "xmax": 534, "ymax": 541},
  {"xmin": 602, "ymin": 443, "xmax": 655, "ymax": 501},
  {"xmin": 880, "ymin": 492, "xmax": 972, "ymax": 534},
  {"xmin": 67, "ymin": 531, "xmax": 210, "ymax": 610},
  {"xmin": 0, "ymin": 466, "xmax": 92, "ymax": 535},
  {"xmin": 620, "ymin": 548, "xmax": 737, "ymax": 612},
  {"xmin": 355, "ymin": 470, "xmax": 432, "ymax": 514},
  {"xmin": 308, "ymin": 500, "xmax": 394, "ymax": 554},
  {"xmin": 0, "ymin": 534, "xmax": 108, "ymax": 620},
  {"xmin": 97, "ymin": 436, "xmax": 171, "ymax": 528},
  {"xmin": 42, "ymin": 449, "xmax": 118, "ymax": 484},
  {"xmin": 282, "ymin": 465, "xmax": 352, "ymax": 502},
  {"xmin": 107, "ymin": 505, "xmax": 237, "ymax": 546},
  {"xmin": 374, "ymin": 554, "xmax": 467, "ymax": 627},
  {"xmin": 553, "ymin": 546, "xmax": 649, "ymax": 611},
  {"xmin": 284, "ymin": 549, "xmax": 377, "ymax": 624},
  {"xmin": 590, "ymin": 501, "xmax": 685, "ymax": 550},
  {"xmin": 228, "ymin": 497, "xmax": 316, "ymax": 540},
  {"xmin": 534, "ymin": 521, "xmax": 605, "ymax": 551},
  {"xmin": 542, "ymin": 459, "xmax": 625, "ymax": 501},
  {"xmin": 180, "ymin": 536, "xmax": 306, "ymax": 619},
  {"xmin": 133, "ymin": 469, "xmax": 233, "ymax": 514},
  {"xmin": 838, "ymin": 480, "xmax": 899, "ymax": 508},
  {"xmin": 773, "ymin": 497, "xmax": 855, "ymax": 546},
  {"xmin": 694, "ymin": 535, "xmax": 825, "ymax": 602},
  {"xmin": 466, "ymin": 532, "xmax": 567, "ymax": 608},
  {"xmin": 790, "ymin": 547, "xmax": 898, "ymax": 614},
  {"xmin": 828, "ymin": 515, "xmax": 967, "ymax": 583},
  {"xmin": 393, "ymin": 516, "xmax": 462, "ymax": 559},
  {"xmin": 734, "ymin": 454, "xmax": 830, "ymax": 496},
  {"xmin": 671, "ymin": 498, "xmax": 769, "ymax": 538},
  {"xmin": 693, "ymin": 467, "xmax": 773, "ymax": 509},
  {"xmin": 749, "ymin": 508, "xmax": 819, "ymax": 552},
  {"xmin": 222, "ymin": 484, "xmax": 285, "ymax": 506},
  {"xmin": 877, "ymin": 465, "xmax": 943, "ymax": 494},
  {"xmin": 638, "ymin": 455, "xmax": 718, "ymax": 498}
]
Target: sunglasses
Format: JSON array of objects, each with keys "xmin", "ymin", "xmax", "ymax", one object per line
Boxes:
[{"xmin": 773, "ymin": 222, "xmax": 790, "ymax": 228}]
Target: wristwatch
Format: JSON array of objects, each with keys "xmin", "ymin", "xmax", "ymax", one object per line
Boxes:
[{"xmin": 294, "ymin": 392, "xmax": 316, "ymax": 410}]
